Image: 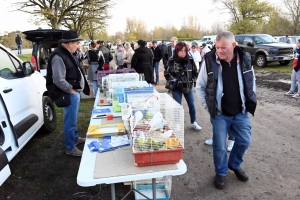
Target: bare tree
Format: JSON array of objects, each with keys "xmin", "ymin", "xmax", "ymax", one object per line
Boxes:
[
  {"xmin": 14, "ymin": 0, "xmax": 113, "ymax": 31},
  {"xmin": 282, "ymin": 0, "xmax": 300, "ymax": 34},
  {"xmin": 210, "ymin": 21, "xmax": 228, "ymax": 34}
]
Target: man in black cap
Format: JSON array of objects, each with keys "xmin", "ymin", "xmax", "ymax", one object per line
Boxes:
[{"xmin": 46, "ymin": 30, "xmax": 90, "ymax": 157}]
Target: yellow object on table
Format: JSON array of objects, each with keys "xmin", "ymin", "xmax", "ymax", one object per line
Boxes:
[{"xmin": 87, "ymin": 123, "xmax": 126, "ymax": 138}]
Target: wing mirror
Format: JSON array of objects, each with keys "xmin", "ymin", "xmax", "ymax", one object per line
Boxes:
[{"xmin": 22, "ymin": 62, "xmax": 34, "ymax": 76}]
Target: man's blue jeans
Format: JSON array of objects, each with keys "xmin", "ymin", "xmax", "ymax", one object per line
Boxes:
[
  {"xmin": 172, "ymin": 89, "xmax": 196, "ymax": 123},
  {"xmin": 63, "ymin": 92, "xmax": 80, "ymax": 151},
  {"xmin": 151, "ymin": 61, "xmax": 159, "ymax": 83},
  {"xmin": 17, "ymin": 44, "xmax": 22, "ymax": 54},
  {"xmin": 210, "ymin": 112, "xmax": 252, "ymax": 176}
]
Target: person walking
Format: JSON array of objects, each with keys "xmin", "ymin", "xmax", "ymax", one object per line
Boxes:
[
  {"xmin": 131, "ymin": 40, "xmax": 153, "ymax": 83},
  {"xmin": 196, "ymin": 31, "xmax": 257, "ymax": 189},
  {"xmin": 123, "ymin": 42, "xmax": 135, "ymax": 68},
  {"xmin": 286, "ymin": 35, "xmax": 292, "ymax": 44},
  {"xmin": 164, "ymin": 42, "xmax": 202, "ymax": 131},
  {"xmin": 160, "ymin": 40, "xmax": 168, "ymax": 68},
  {"xmin": 189, "ymin": 45, "xmax": 201, "ymax": 71},
  {"xmin": 285, "ymin": 39, "xmax": 300, "ymax": 98},
  {"xmin": 151, "ymin": 41, "xmax": 162, "ymax": 84},
  {"xmin": 164, "ymin": 36, "xmax": 178, "ymax": 69},
  {"xmin": 46, "ymin": 30, "xmax": 90, "ymax": 156},
  {"xmin": 97, "ymin": 40, "xmax": 113, "ymax": 70},
  {"xmin": 84, "ymin": 41, "xmax": 105, "ymax": 97},
  {"xmin": 114, "ymin": 45, "xmax": 124, "ymax": 69},
  {"xmin": 15, "ymin": 34, "xmax": 23, "ymax": 55}
]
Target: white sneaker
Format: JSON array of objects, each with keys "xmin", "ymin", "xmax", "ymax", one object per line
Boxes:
[
  {"xmin": 227, "ymin": 140, "xmax": 235, "ymax": 152},
  {"xmin": 204, "ymin": 137, "xmax": 213, "ymax": 145},
  {"xmin": 191, "ymin": 122, "xmax": 201, "ymax": 130}
]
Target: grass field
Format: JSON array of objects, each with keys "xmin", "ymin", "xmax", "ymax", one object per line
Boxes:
[{"xmin": 17, "ymin": 54, "xmax": 31, "ymax": 62}]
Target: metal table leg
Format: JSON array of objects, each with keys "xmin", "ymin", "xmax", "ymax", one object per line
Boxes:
[
  {"xmin": 152, "ymin": 178, "xmax": 156, "ymax": 200},
  {"xmin": 111, "ymin": 183, "xmax": 115, "ymax": 200}
]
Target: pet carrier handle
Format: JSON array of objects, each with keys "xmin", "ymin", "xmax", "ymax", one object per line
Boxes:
[{"xmin": 144, "ymin": 94, "xmax": 159, "ymax": 102}]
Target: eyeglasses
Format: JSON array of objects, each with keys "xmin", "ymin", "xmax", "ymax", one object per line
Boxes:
[{"xmin": 179, "ymin": 50, "xmax": 186, "ymax": 53}]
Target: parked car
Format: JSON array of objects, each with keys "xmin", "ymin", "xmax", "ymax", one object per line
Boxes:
[
  {"xmin": 235, "ymin": 34, "xmax": 294, "ymax": 67},
  {"xmin": 273, "ymin": 35, "xmax": 300, "ymax": 51},
  {"xmin": 0, "ymin": 44, "xmax": 57, "ymax": 186},
  {"xmin": 22, "ymin": 29, "xmax": 67, "ymax": 76}
]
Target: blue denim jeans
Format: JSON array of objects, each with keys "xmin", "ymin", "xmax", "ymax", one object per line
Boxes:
[
  {"xmin": 151, "ymin": 62, "xmax": 159, "ymax": 83},
  {"xmin": 210, "ymin": 112, "xmax": 252, "ymax": 176},
  {"xmin": 117, "ymin": 65, "xmax": 123, "ymax": 69},
  {"xmin": 92, "ymin": 80, "xmax": 98, "ymax": 96},
  {"xmin": 17, "ymin": 44, "xmax": 22, "ymax": 54},
  {"xmin": 63, "ymin": 92, "xmax": 80, "ymax": 151},
  {"xmin": 289, "ymin": 69, "xmax": 300, "ymax": 93},
  {"xmin": 172, "ymin": 89, "xmax": 196, "ymax": 123}
]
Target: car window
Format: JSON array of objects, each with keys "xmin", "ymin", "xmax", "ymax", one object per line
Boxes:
[
  {"xmin": 279, "ymin": 38, "xmax": 285, "ymax": 43},
  {"xmin": 0, "ymin": 48, "xmax": 23, "ymax": 79},
  {"xmin": 291, "ymin": 37, "xmax": 296, "ymax": 44},
  {"xmin": 244, "ymin": 37, "xmax": 253, "ymax": 45},
  {"xmin": 235, "ymin": 36, "xmax": 244, "ymax": 44}
]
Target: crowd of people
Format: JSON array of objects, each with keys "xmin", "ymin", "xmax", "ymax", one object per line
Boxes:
[{"xmin": 46, "ymin": 30, "xmax": 257, "ymax": 190}]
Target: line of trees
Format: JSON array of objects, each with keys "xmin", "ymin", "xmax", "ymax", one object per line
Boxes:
[{"xmin": 2, "ymin": 0, "xmax": 300, "ymax": 45}]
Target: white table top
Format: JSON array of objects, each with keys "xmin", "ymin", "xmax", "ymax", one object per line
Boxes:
[{"xmin": 77, "ymin": 90, "xmax": 187, "ymax": 187}]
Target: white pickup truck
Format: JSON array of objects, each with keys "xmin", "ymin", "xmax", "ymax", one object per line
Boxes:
[{"xmin": 0, "ymin": 44, "xmax": 57, "ymax": 186}]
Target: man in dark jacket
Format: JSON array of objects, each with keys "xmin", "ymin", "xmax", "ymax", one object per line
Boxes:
[
  {"xmin": 196, "ymin": 31, "xmax": 256, "ymax": 189},
  {"xmin": 151, "ymin": 41, "xmax": 162, "ymax": 84},
  {"xmin": 15, "ymin": 34, "xmax": 23, "ymax": 55},
  {"xmin": 131, "ymin": 40, "xmax": 153, "ymax": 83},
  {"xmin": 97, "ymin": 40, "xmax": 113, "ymax": 70},
  {"xmin": 160, "ymin": 40, "xmax": 167, "ymax": 68},
  {"xmin": 164, "ymin": 36, "xmax": 178, "ymax": 69},
  {"xmin": 46, "ymin": 31, "xmax": 90, "ymax": 157}
]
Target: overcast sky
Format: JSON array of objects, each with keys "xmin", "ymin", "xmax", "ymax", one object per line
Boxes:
[{"xmin": 0, "ymin": 0, "xmax": 284, "ymax": 35}]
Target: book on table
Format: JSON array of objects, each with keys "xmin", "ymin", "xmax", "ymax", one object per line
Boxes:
[
  {"xmin": 88, "ymin": 135, "xmax": 130, "ymax": 152},
  {"xmin": 87, "ymin": 123, "xmax": 126, "ymax": 137}
]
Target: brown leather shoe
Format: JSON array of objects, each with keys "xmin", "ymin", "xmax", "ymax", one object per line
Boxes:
[
  {"xmin": 228, "ymin": 166, "xmax": 249, "ymax": 182},
  {"xmin": 214, "ymin": 174, "xmax": 225, "ymax": 189}
]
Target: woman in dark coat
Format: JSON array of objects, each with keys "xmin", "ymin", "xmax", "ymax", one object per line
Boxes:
[
  {"xmin": 131, "ymin": 40, "xmax": 153, "ymax": 83},
  {"xmin": 164, "ymin": 42, "xmax": 201, "ymax": 131}
]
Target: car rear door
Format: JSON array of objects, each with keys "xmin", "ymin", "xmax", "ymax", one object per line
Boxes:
[{"xmin": 0, "ymin": 47, "xmax": 42, "ymax": 149}]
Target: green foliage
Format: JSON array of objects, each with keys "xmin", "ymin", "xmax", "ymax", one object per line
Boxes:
[{"xmin": 17, "ymin": 54, "xmax": 31, "ymax": 62}]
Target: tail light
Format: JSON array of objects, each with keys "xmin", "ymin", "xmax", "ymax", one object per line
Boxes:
[{"xmin": 31, "ymin": 56, "xmax": 37, "ymax": 71}]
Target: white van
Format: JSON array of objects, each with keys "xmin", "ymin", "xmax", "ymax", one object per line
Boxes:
[{"xmin": 200, "ymin": 35, "xmax": 217, "ymax": 44}]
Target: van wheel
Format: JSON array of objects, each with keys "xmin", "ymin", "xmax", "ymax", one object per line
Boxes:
[
  {"xmin": 279, "ymin": 60, "xmax": 290, "ymax": 65},
  {"xmin": 255, "ymin": 55, "xmax": 267, "ymax": 67},
  {"xmin": 40, "ymin": 96, "xmax": 57, "ymax": 133}
]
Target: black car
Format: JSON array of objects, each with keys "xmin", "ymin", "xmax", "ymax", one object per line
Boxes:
[
  {"xmin": 22, "ymin": 29, "xmax": 67, "ymax": 75},
  {"xmin": 235, "ymin": 34, "xmax": 294, "ymax": 67}
]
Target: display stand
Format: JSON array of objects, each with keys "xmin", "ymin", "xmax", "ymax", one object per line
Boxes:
[{"xmin": 77, "ymin": 89, "xmax": 187, "ymax": 200}]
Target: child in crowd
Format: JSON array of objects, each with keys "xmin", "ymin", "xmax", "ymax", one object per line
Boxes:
[{"xmin": 285, "ymin": 39, "xmax": 300, "ymax": 98}]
